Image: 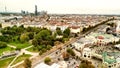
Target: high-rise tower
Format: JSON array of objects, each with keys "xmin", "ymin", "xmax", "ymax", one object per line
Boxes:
[
  {"xmin": 5, "ymin": 6, "xmax": 7, "ymax": 12},
  {"xmin": 35, "ymin": 5, "xmax": 38, "ymax": 16}
]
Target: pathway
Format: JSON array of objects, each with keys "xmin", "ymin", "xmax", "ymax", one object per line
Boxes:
[
  {"xmin": 7, "ymin": 53, "xmax": 21, "ymax": 68},
  {"xmin": 7, "ymin": 45, "xmax": 38, "ymax": 68},
  {"xmin": 7, "ymin": 44, "xmax": 16, "ymax": 49}
]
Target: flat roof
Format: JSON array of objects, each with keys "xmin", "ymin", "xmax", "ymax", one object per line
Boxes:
[{"xmin": 102, "ymin": 52, "xmax": 120, "ymax": 64}]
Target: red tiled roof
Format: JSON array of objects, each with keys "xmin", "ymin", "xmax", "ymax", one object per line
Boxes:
[
  {"xmin": 69, "ymin": 26, "xmax": 80, "ymax": 29},
  {"xmin": 97, "ymin": 36, "xmax": 104, "ymax": 39}
]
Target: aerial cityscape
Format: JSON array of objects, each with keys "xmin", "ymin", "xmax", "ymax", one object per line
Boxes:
[{"xmin": 0, "ymin": 0, "xmax": 120, "ymax": 68}]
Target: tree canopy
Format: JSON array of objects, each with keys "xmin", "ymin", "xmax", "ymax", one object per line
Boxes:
[
  {"xmin": 79, "ymin": 60, "xmax": 95, "ymax": 68},
  {"xmin": 24, "ymin": 58, "xmax": 31, "ymax": 68},
  {"xmin": 67, "ymin": 48, "xmax": 75, "ymax": 56},
  {"xmin": 0, "ymin": 23, "xmax": 2, "ymax": 28},
  {"xmin": 56, "ymin": 27, "xmax": 62, "ymax": 35},
  {"xmin": 0, "ymin": 41, "xmax": 7, "ymax": 48},
  {"xmin": 44, "ymin": 57, "xmax": 51, "ymax": 64},
  {"xmin": 34, "ymin": 29, "xmax": 54, "ymax": 45},
  {"xmin": 63, "ymin": 28, "xmax": 70, "ymax": 38},
  {"xmin": 20, "ymin": 33, "xmax": 29, "ymax": 43}
]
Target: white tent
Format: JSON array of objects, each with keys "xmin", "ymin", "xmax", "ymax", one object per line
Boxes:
[{"xmin": 34, "ymin": 62, "xmax": 60, "ymax": 68}]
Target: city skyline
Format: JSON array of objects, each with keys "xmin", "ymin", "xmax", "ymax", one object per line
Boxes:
[{"xmin": 0, "ymin": 0, "xmax": 120, "ymax": 14}]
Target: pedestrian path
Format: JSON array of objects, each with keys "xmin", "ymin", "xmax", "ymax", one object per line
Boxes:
[
  {"xmin": 7, "ymin": 44, "xmax": 16, "ymax": 49},
  {"xmin": 8, "ymin": 45, "xmax": 38, "ymax": 68}
]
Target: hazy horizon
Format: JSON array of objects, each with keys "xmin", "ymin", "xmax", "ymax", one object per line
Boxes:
[{"xmin": 0, "ymin": 0, "xmax": 120, "ymax": 14}]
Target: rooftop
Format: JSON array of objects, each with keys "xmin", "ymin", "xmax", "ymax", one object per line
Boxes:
[{"xmin": 102, "ymin": 52, "xmax": 120, "ymax": 64}]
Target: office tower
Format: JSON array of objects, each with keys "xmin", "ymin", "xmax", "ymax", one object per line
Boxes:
[
  {"xmin": 35, "ymin": 5, "xmax": 38, "ymax": 16},
  {"xmin": 5, "ymin": 6, "xmax": 7, "ymax": 12}
]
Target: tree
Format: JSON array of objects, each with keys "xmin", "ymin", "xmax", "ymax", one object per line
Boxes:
[
  {"xmin": 19, "ymin": 25, "xmax": 24, "ymax": 28},
  {"xmin": 1, "ymin": 28, "xmax": 16, "ymax": 36},
  {"xmin": 20, "ymin": 33, "xmax": 29, "ymax": 43},
  {"xmin": 24, "ymin": 58, "xmax": 31, "ymax": 68},
  {"xmin": 62, "ymin": 52, "xmax": 69, "ymax": 61},
  {"xmin": 32, "ymin": 39, "xmax": 38, "ymax": 46},
  {"xmin": 67, "ymin": 48, "xmax": 75, "ymax": 56},
  {"xmin": 56, "ymin": 27, "xmax": 61, "ymax": 30},
  {"xmin": 34, "ymin": 27, "xmax": 42, "ymax": 34},
  {"xmin": 56, "ymin": 27, "xmax": 62, "ymax": 35},
  {"xmin": 15, "ymin": 47, "xmax": 21, "ymax": 51},
  {"xmin": 63, "ymin": 28, "xmax": 70, "ymax": 38},
  {"xmin": 16, "ymin": 25, "xmax": 25, "ymax": 35},
  {"xmin": 106, "ymin": 27, "xmax": 110, "ymax": 33},
  {"xmin": 1, "ymin": 25, "xmax": 24, "ymax": 36},
  {"xmin": 0, "ymin": 41, "xmax": 7, "ymax": 48},
  {"xmin": 28, "ymin": 32, "xmax": 34, "ymax": 39},
  {"xmin": 46, "ymin": 45, "xmax": 52, "ymax": 50},
  {"xmin": 41, "ymin": 48, "xmax": 47, "ymax": 52},
  {"xmin": 39, "ymin": 50, "xmax": 43, "ymax": 55},
  {"xmin": 82, "ymin": 27, "xmax": 87, "ymax": 33},
  {"xmin": 79, "ymin": 60, "xmax": 95, "ymax": 68},
  {"xmin": 26, "ymin": 27, "xmax": 33, "ymax": 32},
  {"xmin": 107, "ymin": 22, "xmax": 115, "ymax": 27},
  {"xmin": 35, "ymin": 29, "xmax": 51, "ymax": 40},
  {"xmin": 0, "ymin": 23, "xmax": 2, "ymax": 28},
  {"xmin": 53, "ymin": 32, "xmax": 57, "ymax": 39},
  {"xmin": 35, "ymin": 29, "xmax": 53, "ymax": 45},
  {"xmin": 0, "ymin": 35, "xmax": 12, "ymax": 42},
  {"xmin": 44, "ymin": 57, "xmax": 51, "ymax": 64}
]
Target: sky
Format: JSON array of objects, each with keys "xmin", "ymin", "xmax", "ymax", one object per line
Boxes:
[{"xmin": 0, "ymin": 0, "xmax": 120, "ymax": 14}]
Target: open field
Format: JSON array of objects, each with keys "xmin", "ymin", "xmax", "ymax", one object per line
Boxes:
[
  {"xmin": 9, "ymin": 42, "xmax": 31, "ymax": 49},
  {"xmin": 0, "ymin": 56, "xmax": 15, "ymax": 68},
  {"xmin": 0, "ymin": 46, "xmax": 15, "ymax": 55},
  {"xmin": 12, "ymin": 54, "xmax": 31, "ymax": 65}
]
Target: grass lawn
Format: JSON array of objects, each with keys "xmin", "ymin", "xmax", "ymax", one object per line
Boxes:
[
  {"xmin": 0, "ymin": 46, "xmax": 15, "ymax": 55},
  {"xmin": 12, "ymin": 54, "xmax": 31, "ymax": 65},
  {"xmin": 27, "ymin": 47, "xmax": 39, "ymax": 53},
  {"xmin": 0, "ymin": 56, "xmax": 15, "ymax": 68},
  {"xmin": 9, "ymin": 42, "xmax": 32, "ymax": 49}
]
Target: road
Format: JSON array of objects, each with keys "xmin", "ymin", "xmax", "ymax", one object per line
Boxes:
[{"xmin": 31, "ymin": 38, "xmax": 76, "ymax": 67}]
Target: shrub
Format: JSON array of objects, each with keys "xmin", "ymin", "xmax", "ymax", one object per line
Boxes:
[
  {"xmin": 24, "ymin": 58, "xmax": 31, "ymax": 68},
  {"xmin": 44, "ymin": 57, "xmax": 51, "ymax": 64},
  {"xmin": 15, "ymin": 47, "xmax": 21, "ymax": 51},
  {"xmin": 67, "ymin": 48, "xmax": 75, "ymax": 56},
  {"xmin": 0, "ymin": 41, "xmax": 7, "ymax": 48},
  {"xmin": 39, "ymin": 51, "xmax": 43, "ymax": 55}
]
